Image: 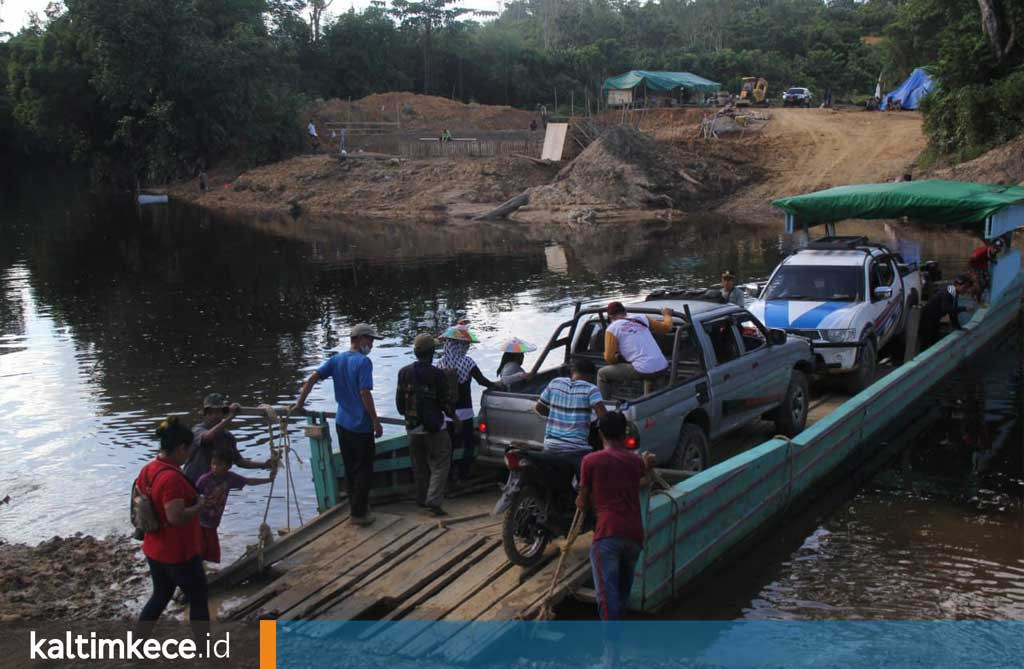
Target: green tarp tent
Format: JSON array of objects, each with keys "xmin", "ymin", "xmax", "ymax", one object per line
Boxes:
[
  {"xmin": 602, "ymin": 70, "xmax": 721, "ymax": 93},
  {"xmin": 774, "ymin": 180, "xmax": 1024, "ymax": 228}
]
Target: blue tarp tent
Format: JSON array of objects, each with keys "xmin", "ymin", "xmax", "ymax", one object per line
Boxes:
[{"xmin": 880, "ymin": 68, "xmax": 935, "ymax": 110}]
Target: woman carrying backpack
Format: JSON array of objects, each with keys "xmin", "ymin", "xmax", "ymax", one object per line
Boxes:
[{"xmin": 134, "ymin": 416, "xmax": 210, "ymax": 623}]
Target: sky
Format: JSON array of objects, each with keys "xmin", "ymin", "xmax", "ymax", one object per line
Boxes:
[{"xmin": 1, "ymin": 0, "xmax": 506, "ymax": 34}]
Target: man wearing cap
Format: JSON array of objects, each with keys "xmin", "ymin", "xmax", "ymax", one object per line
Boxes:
[
  {"xmin": 598, "ymin": 302, "xmax": 673, "ymax": 400},
  {"xmin": 184, "ymin": 393, "xmax": 274, "ymax": 483},
  {"xmin": 396, "ymin": 334, "xmax": 453, "ymax": 516},
  {"xmin": 715, "ymin": 271, "xmax": 746, "ymax": 306},
  {"xmin": 294, "ymin": 323, "xmax": 384, "ymax": 525}
]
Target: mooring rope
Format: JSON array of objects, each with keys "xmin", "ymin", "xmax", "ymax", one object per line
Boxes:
[
  {"xmin": 535, "ymin": 506, "xmax": 586, "ymax": 621},
  {"xmin": 254, "ymin": 404, "xmax": 306, "ymax": 571}
]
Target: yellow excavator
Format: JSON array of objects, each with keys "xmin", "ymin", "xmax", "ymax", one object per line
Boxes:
[{"xmin": 736, "ymin": 77, "xmax": 768, "ymax": 107}]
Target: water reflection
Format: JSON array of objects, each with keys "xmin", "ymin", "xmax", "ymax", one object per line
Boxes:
[{"xmin": 0, "ymin": 184, "xmax": 1004, "ymax": 582}]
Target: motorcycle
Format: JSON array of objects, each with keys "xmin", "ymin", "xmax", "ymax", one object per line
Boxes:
[{"xmin": 494, "ymin": 447, "xmax": 593, "ymax": 567}]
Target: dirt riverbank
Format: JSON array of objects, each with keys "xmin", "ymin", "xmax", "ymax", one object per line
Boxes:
[
  {"xmin": 0, "ymin": 535, "xmax": 146, "ymax": 621},
  {"xmin": 170, "ymin": 98, "xmax": 952, "ymax": 224}
]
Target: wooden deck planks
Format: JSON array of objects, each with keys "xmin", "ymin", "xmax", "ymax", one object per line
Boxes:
[
  {"xmin": 431, "ymin": 535, "xmax": 594, "ymax": 664},
  {"xmin": 316, "ymin": 529, "xmax": 489, "ymax": 621},
  {"xmin": 280, "ymin": 522, "xmax": 439, "ymax": 620},
  {"xmin": 225, "ymin": 514, "xmax": 408, "ymax": 620}
]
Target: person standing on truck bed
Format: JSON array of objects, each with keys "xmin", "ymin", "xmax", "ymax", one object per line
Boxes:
[
  {"xmin": 536, "ymin": 358, "xmax": 607, "ymax": 460},
  {"xmin": 396, "ymin": 333, "xmax": 453, "ymax": 517},
  {"xmin": 292, "ymin": 323, "xmax": 385, "ymax": 526},
  {"xmin": 598, "ymin": 301, "xmax": 673, "ymax": 399},
  {"xmin": 439, "ymin": 324, "xmax": 500, "ymax": 485},
  {"xmin": 576, "ymin": 411, "xmax": 655, "ymax": 661},
  {"xmin": 919, "ymin": 274, "xmax": 974, "ymax": 349}
]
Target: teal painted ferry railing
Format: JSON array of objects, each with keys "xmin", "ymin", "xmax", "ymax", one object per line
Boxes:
[{"xmin": 305, "ymin": 413, "xmax": 474, "ymax": 513}]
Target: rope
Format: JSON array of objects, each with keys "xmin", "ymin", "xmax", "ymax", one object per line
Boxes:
[
  {"xmin": 535, "ymin": 506, "xmax": 586, "ymax": 621},
  {"xmin": 255, "ymin": 404, "xmax": 307, "ymax": 571}
]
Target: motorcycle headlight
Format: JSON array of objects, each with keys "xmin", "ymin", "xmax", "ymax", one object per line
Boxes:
[{"xmin": 820, "ymin": 328, "xmax": 857, "ymax": 343}]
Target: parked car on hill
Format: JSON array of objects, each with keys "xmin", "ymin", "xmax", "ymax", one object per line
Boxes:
[{"xmin": 782, "ymin": 87, "xmax": 813, "ymax": 107}]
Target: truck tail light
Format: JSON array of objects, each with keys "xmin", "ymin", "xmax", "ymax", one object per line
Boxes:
[
  {"xmin": 504, "ymin": 452, "xmax": 520, "ymax": 470},
  {"xmin": 478, "ymin": 421, "xmax": 487, "ymax": 433},
  {"xmin": 625, "ymin": 436, "xmax": 638, "ymax": 449}
]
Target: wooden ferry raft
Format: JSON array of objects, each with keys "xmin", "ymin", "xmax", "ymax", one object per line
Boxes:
[
  {"xmin": 214, "ymin": 390, "xmax": 853, "ymax": 624},
  {"xmin": 217, "ymin": 485, "xmax": 593, "ymax": 663},
  {"xmin": 213, "ymin": 181, "xmax": 1022, "ymax": 658}
]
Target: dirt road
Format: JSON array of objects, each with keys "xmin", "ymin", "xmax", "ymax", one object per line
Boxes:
[{"xmin": 716, "ymin": 107, "xmax": 926, "ymax": 221}]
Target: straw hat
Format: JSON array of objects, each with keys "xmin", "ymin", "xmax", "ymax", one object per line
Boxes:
[
  {"xmin": 499, "ymin": 337, "xmax": 537, "ymax": 353},
  {"xmin": 440, "ymin": 325, "xmax": 480, "ymax": 343}
]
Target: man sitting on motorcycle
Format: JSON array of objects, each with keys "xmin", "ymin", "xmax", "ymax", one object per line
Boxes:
[
  {"xmin": 577, "ymin": 411, "xmax": 655, "ymax": 626},
  {"xmin": 535, "ymin": 358, "xmax": 608, "ymax": 468}
]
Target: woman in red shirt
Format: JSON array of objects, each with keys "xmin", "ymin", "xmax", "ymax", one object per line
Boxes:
[{"xmin": 137, "ymin": 417, "xmax": 210, "ymax": 623}]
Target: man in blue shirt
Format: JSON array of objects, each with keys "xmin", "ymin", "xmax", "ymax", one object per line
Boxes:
[
  {"xmin": 293, "ymin": 323, "xmax": 384, "ymax": 525},
  {"xmin": 535, "ymin": 358, "xmax": 607, "ymax": 460}
]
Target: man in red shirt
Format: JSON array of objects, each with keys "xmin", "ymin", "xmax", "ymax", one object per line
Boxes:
[
  {"xmin": 968, "ymin": 238, "xmax": 1003, "ymax": 302},
  {"xmin": 577, "ymin": 411, "xmax": 655, "ymax": 621}
]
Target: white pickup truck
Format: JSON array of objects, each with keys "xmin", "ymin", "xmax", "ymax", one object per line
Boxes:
[{"xmin": 747, "ymin": 236, "xmax": 924, "ymax": 393}]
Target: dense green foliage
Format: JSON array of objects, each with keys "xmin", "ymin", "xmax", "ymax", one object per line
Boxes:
[
  {"xmin": 0, "ymin": 0, "xmax": 1019, "ymax": 180},
  {"xmin": 886, "ymin": 0, "xmax": 1023, "ymax": 160}
]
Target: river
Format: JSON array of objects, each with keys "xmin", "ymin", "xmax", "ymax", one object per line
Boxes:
[{"xmin": 0, "ymin": 178, "xmax": 1020, "ymax": 620}]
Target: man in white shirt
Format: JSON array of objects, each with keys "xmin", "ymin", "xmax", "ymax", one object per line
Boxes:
[
  {"xmin": 598, "ymin": 301, "xmax": 673, "ymax": 399},
  {"xmin": 307, "ymin": 120, "xmax": 319, "ymax": 152}
]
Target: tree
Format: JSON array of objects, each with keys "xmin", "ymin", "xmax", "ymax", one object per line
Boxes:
[
  {"xmin": 976, "ymin": 0, "xmax": 1018, "ymax": 63},
  {"xmin": 390, "ymin": 0, "xmax": 483, "ymax": 94}
]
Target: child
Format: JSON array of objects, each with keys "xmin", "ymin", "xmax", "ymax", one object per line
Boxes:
[{"xmin": 195, "ymin": 446, "xmax": 275, "ymax": 563}]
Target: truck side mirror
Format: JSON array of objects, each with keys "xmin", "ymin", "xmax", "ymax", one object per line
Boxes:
[
  {"xmin": 769, "ymin": 329, "xmax": 787, "ymax": 346},
  {"xmin": 873, "ymin": 286, "xmax": 893, "ymax": 300}
]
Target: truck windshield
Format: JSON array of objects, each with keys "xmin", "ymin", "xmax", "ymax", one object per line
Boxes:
[{"xmin": 762, "ymin": 266, "xmax": 863, "ymax": 302}]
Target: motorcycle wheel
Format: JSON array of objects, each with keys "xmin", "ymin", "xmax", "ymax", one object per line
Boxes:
[{"xmin": 502, "ymin": 486, "xmax": 551, "ymax": 567}]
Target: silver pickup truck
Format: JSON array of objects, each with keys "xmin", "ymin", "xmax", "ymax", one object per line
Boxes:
[{"xmin": 478, "ymin": 298, "xmax": 815, "ymax": 471}]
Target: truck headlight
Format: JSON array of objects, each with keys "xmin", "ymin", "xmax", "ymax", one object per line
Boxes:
[{"xmin": 820, "ymin": 329, "xmax": 857, "ymax": 343}]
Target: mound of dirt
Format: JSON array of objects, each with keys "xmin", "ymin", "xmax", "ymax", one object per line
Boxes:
[
  {"xmin": 519, "ymin": 125, "xmax": 756, "ymax": 222},
  {"xmin": 930, "ymin": 135, "xmax": 1024, "ymax": 185},
  {"xmin": 173, "ymin": 152, "xmax": 555, "ymax": 221},
  {"xmin": 0, "ymin": 534, "xmax": 146, "ymax": 621},
  {"xmin": 309, "ymin": 92, "xmax": 535, "ymax": 133}
]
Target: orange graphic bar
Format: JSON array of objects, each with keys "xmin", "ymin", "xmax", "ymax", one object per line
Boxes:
[{"xmin": 260, "ymin": 620, "xmax": 276, "ymax": 669}]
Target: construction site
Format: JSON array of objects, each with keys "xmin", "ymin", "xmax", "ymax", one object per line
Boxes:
[{"xmin": 167, "ymin": 90, "xmax": 1021, "ymax": 226}]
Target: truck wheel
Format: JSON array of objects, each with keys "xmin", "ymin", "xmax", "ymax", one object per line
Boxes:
[
  {"xmin": 670, "ymin": 423, "xmax": 710, "ymax": 472},
  {"xmin": 501, "ymin": 486, "xmax": 550, "ymax": 567},
  {"xmin": 774, "ymin": 370, "xmax": 809, "ymax": 436},
  {"xmin": 844, "ymin": 338, "xmax": 877, "ymax": 395}
]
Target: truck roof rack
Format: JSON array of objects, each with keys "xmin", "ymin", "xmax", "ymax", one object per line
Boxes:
[{"xmin": 806, "ymin": 235, "xmax": 870, "ymax": 250}]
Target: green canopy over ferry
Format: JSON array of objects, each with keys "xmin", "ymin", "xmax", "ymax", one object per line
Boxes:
[{"xmin": 774, "ymin": 180, "xmax": 1024, "ymax": 230}]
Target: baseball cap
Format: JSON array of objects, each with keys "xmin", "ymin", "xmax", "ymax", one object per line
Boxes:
[
  {"xmin": 721, "ymin": 270, "xmax": 736, "ymax": 280},
  {"xmin": 203, "ymin": 393, "xmax": 229, "ymax": 409},
  {"xmin": 413, "ymin": 333, "xmax": 440, "ymax": 354},
  {"xmin": 606, "ymin": 301, "xmax": 626, "ymax": 316},
  {"xmin": 350, "ymin": 323, "xmax": 383, "ymax": 339}
]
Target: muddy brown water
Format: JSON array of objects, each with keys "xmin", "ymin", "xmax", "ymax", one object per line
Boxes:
[{"xmin": 0, "ymin": 177, "xmax": 1019, "ymax": 620}]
